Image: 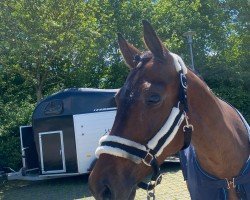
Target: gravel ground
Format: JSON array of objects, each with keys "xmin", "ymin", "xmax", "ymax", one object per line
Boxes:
[{"xmin": 0, "ymin": 163, "xmax": 190, "ymax": 200}]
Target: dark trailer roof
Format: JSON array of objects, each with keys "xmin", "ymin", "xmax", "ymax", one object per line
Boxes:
[{"xmin": 33, "ymin": 88, "xmax": 119, "ymax": 120}]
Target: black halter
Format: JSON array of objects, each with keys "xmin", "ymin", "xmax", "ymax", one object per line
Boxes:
[
  {"xmin": 137, "ymin": 70, "xmax": 193, "ymax": 195},
  {"xmin": 96, "ymin": 70, "xmax": 193, "ymax": 199}
]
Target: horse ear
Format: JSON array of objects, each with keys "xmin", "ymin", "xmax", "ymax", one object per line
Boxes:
[
  {"xmin": 117, "ymin": 33, "xmax": 142, "ymax": 69},
  {"xmin": 142, "ymin": 20, "xmax": 168, "ymax": 59}
]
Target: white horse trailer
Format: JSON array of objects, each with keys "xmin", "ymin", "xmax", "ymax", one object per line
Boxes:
[
  {"xmin": 5, "ymin": 88, "xmax": 118, "ymax": 181},
  {"xmin": 1, "ymin": 87, "xmax": 178, "ymax": 182}
]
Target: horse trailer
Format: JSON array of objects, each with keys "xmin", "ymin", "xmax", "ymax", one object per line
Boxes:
[
  {"xmin": 1, "ymin": 87, "xmax": 179, "ymax": 182},
  {"xmin": 5, "ymin": 88, "xmax": 118, "ymax": 181}
]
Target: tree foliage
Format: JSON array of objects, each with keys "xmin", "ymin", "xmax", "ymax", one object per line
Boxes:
[{"xmin": 0, "ymin": 0, "xmax": 249, "ymax": 169}]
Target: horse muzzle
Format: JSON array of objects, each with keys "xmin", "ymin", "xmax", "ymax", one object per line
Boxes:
[
  {"xmin": 89, "ymin": 174, "xmax": 136, "ymax": 200},
  {"xmin": 88, "ymin": 155, "xmax": 137, "ymax": 200},
  {"xmin": 88, "ymin": 179, "xmax": 114, "ymax": 200}
]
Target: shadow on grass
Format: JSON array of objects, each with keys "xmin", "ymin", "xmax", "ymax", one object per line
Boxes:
[
  {"xmin": 0, "ymin": 174, "xmax": 92, "ymax": 200},
  {"xmin": 161, "ymin": 162, "xmax": 181, "ymax": 173}
]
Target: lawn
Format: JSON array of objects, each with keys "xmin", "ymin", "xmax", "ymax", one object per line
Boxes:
[{"xmin": 0, "ymin": 163, "xmax": 190, "ymax": 200}]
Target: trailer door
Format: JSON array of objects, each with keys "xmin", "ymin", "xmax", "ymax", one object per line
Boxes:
[
  {"xmin": 73, "ymin": 110, "xmax": 116, "ymax": 174},
  {"xmin": 39, "ymin": 131, "xmax": 66, "ymax": 174},
  {"xmin": 20, "ymin": 126, "xmax": 39, "ymax": 170}
]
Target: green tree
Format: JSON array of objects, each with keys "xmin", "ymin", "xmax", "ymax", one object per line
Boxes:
[
  {"xmin": 0, "ymin": 0, "xmax": 249, "ymax": 170},
  {"xmin": 0, "ymin": 0, "xmax": 100, "ymax": 101}
]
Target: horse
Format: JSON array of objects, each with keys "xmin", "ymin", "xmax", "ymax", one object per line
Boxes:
[{"xmin": 88, "ymin": 20, "xmax": 250, "ymax": 200}]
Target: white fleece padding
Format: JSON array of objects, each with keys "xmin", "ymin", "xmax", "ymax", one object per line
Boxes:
[
  {"xmin": 171, "ymin": 53, "xmax": 188, "ymax": 74},
  {"xmin": 147, "ymin": 107, "xmax": 181, "ymax": 150},
  {"xmin": 99, "ymin": 135, "xmax": 147, "ymax": 151},
  {"xmin": 155, "ymin": 114, "xmax": 185, "ymax": 157},
  {"xmin": 95, "ymin": 146, "xmax": 142, "ymax": 164},
  {"xmin": 96, "ymin": 108, "xmax": 185, "ymax": 161}
]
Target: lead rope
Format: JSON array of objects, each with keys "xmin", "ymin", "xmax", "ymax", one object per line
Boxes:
[{"xmin": 146, "ymin": 173, "xmax": 163, "ymax": 200}]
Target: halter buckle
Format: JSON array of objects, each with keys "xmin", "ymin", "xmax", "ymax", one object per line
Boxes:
[
  {"xmin": 183, "ymin": 112, "xmax": 194, "ymax": 132},
  {"xmin": 142, "ymin": 151, "xmax": 154, "ymax": 167},
  {"xmin": 183, "ymin": 124, "xmax": 194, "ymax": 132}
]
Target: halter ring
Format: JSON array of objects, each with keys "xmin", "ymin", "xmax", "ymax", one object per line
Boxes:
[
  {"xmin": 180, "ymin": 73, "xmax": 188, "ymax": 89},
  {"xmin": 147, "ymin": 185, "xmax": 156, "ymax": 200}
]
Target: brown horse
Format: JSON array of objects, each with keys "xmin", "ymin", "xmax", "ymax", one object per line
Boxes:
[{"xmin": 89, "ymin": 20, "xmax": 250, "ymax": 200}]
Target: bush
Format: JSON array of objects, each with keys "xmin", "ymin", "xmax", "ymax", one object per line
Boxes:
[
  {"xmin": 0, "ymin": 101, "xmax": 34, "ymax": 170},
  {"xmin": 204, "ymin": 66, "xmax": 249, "ymax": 122},
  {"xmin": 0, "ymin": 135, "xmax": 21, "ymax": 170}
]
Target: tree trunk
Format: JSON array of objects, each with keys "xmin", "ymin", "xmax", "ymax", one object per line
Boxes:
[{"xmin": 36, "ymin": 84, "xmax": 43, "ymax": 102}]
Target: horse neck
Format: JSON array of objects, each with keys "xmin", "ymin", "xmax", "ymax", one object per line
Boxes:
[{"xmin": 186, "ymin": 70, "xmax": 249, "ymax": 178}]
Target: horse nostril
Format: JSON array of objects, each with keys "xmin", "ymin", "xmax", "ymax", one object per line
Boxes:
[{"xmin": 102, "ymin": 185, "xmax": 112, "ymax": 200}]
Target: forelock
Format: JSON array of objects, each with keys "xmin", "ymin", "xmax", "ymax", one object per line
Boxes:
[{"xmin": 136, "ymin": 51, "xmax": 153, "ymax": 68}]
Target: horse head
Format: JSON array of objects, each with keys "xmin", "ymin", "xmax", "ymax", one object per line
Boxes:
[{"xmin": 89, "ymin": 20, "xmax": 189, "ymax": 200}]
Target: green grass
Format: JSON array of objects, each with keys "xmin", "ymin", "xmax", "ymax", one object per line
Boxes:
[{"xmin": 0, "ymin": 163, "xmax": 190, "ymax": 200}]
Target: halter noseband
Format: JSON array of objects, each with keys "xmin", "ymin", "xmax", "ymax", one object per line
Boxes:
[{"xmin": 95, "ymin": 54, "xmax": 193, "ymax": 198}]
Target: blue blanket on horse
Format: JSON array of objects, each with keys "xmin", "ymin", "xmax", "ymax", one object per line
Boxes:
[{"xmin": 179, "ymin": 112, "xmax": 250, "ymax": 200}]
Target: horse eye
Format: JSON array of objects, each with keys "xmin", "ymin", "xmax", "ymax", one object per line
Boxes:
[{"xmin": 147, "ymin": 94, "xmax": 161, "ymax": 105}]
